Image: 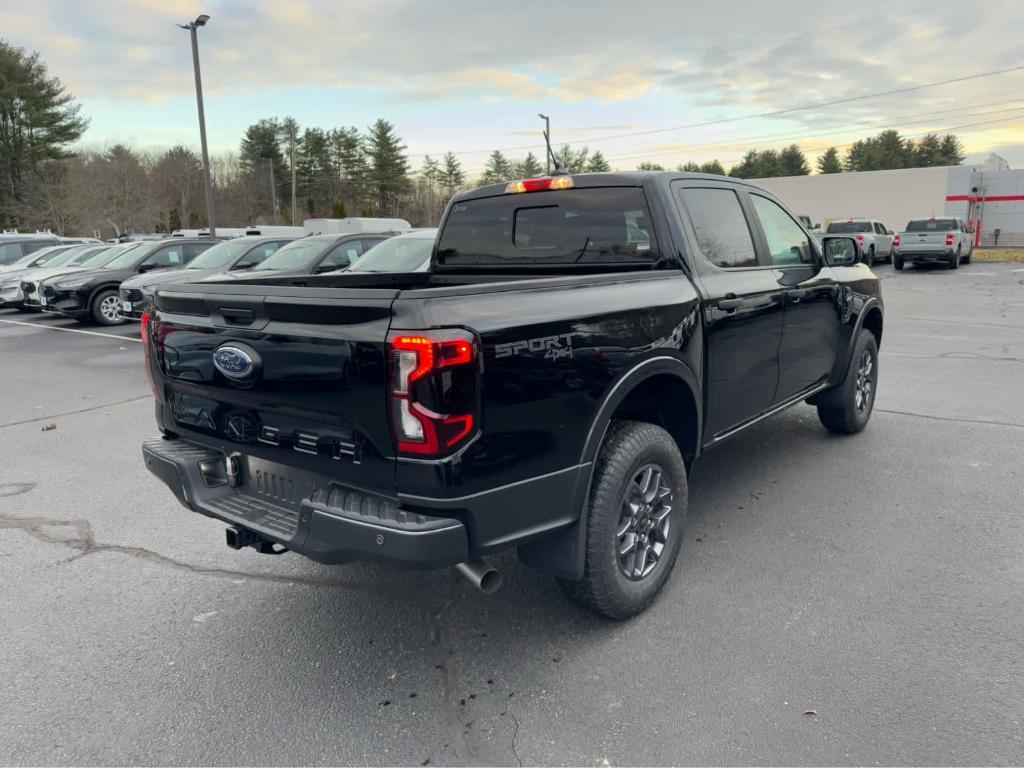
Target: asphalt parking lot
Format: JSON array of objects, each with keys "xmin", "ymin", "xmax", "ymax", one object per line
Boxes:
[{"xmin": 1, "ymin": 263, "xmax": 1023, "ymax": 766}]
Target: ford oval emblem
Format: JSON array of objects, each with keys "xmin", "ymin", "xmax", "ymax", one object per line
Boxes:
[{"xmin": 213, "ymin": 345, "xmax": 257, "ymax": 380}]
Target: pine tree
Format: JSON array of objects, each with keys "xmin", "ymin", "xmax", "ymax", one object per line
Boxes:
[
  {"xmin": 328, "ymin": 126, "xmax": 369, "ymax": 212},
  {"xmin": 480, "ymin": 151, "xmax": 513, "ymax": 184},
  {"xmin": 421, "ymin": 155, "xmax": 441, "ymax": 189},
  {"xmin": 677, "ymin": 161, "xmax": 702, "ymax": 172},
  {"xmin": 844, "ymin": 140, "xmax": 867, "ymax": 172},
  {"xmin": 729, "ymin": 150, "xmax": 759, "ymax": 178},
  {"xmin": 816, "ymin": 147, "xmax": 842, "ymax": 174},
  {"xmin": 297, "ymin": 127, "xmax": 334, "ymax": 216},
  {"xmin": 512, "ymin": 152, "xmax": 544, "ymax": 178},
  {"xmin": 441, "ymin": 152, "xmax": 465, "ymax": 196},
  {"xmin": 239, "ymin": 118, "xmax": 283, "ymax": 173},
  {"xmin": 554, "ymin": 144, "xmax": 590, "ymax": 173},
  {"xmin": 585, "ymin": 150, "xmax": 611, "ymax": 173},
  {"xmin": 365, "ymin": 119, "xmax": 409, "ymax": 215},
  {"xmin": 637, "ymin": 161, "xmax": 665, "ymax": 171},
  {"xmin": 778, "ymin": 144, "xmax": 810, "ymax": 176},
  {"xmin": 939, "ymin": 134, "xmax": 965, "ymax": 165},
  {"xmin": 0, "ymin": 40, "xmax": 89, "ymax": 227}
]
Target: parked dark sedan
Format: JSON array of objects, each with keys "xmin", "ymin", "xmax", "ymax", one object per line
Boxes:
[
  {"xmin": 201, "ymin": 232, "xmax": 395, "ymax": 282},
  {"xmin": 119, "ymin": 236, "xmax": 292, "ymax": 320},
  {"xmin": 39, "ymin": 238, "xmax": 217, "ymax": 325}
]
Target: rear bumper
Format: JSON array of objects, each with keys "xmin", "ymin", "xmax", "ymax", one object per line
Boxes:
[
  {"xmin": 142, "ymin": 436, "xmax": 469, "ymax": 568},
  {"xmin": 0, "ymin": 286, "xmax": 23, "ymax": 308},
  {"xmin": 895, "ymin": 248, "xmax": 956, "ymax": 261}
]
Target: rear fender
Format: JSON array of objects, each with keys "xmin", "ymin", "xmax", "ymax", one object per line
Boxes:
[{"xmin": 518, "ymin": 356, "xmax": 701, "ymax": 581}]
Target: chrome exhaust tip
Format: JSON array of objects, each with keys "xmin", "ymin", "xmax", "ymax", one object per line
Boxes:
[{"xmin": 455, "ymin": 558, "xmax": 502, "ymax": 594}]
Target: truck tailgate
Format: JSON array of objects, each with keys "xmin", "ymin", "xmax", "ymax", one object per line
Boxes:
[
  {"xmin": 151, "ymin": 282, "xmax": 400, "ymax": 497},
  {"xmin": 899, "ymin": 231, "xmax": 951, "ymax": 252}
]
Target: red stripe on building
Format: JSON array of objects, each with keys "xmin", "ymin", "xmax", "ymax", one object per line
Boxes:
[{"xmin": 946, "ymin": 194, "xmax": 1024, "ymax": 202}]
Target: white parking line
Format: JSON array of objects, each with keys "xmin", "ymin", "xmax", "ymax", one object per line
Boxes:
[{"xmin": 0, "ymin": 317, "xmax": 142, "ymax": 343}]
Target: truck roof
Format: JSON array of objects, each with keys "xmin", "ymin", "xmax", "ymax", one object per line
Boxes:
[{"xmin": 455, "ymin": 171, "xmax": 756, "ymax": 202}]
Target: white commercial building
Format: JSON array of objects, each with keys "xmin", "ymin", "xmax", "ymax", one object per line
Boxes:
[{"xmin": 756, "ymin": 154, "xmax": 1023, "ymax": 247}]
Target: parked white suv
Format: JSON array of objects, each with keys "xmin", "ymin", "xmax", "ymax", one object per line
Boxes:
[{"xmin": 824, "ymin": 219, "xmax": 895, "ymax": 267}]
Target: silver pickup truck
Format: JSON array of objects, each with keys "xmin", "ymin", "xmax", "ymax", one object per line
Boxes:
[
  {"xmin": 893, "ymin": 217, "xmax": 973, "ymax": 270},
  {"xmin": 824, "ymin": 219, "xmax": 894, "ymax": 267}
]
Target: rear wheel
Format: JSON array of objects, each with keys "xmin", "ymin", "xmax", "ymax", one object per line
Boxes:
[
  {"xmin": 91, "ymin": 289, "xmax": 124, "ymax": 326},
  {"xmin": 865, "ymin": 246, "xmax": 875, "ymax": 267},
  {"xmin": 817, "ymin": 329, "xmax": 878, "ymax": 434},
  {"xmin": 949, "ymin": 248, "xmax": 960, "ymax": 269},
  {"xmin": 962, "ymin": 246, "xmax": 972, "ymax": 264},
  {"xmin": 893, "ymin": 255, "xmax": 904, "ymax": 271},
  {"xmin": 559, "ymin": 420, "xmax": 687, "ymax": 620}
]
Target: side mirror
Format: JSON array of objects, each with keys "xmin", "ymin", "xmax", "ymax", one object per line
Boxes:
[
  {"xmin": 813, "ymin": 223, "xmax": 821, "ymax": 230},
  {"xmin": 888, "ymin": 229, "xmax": 894, "ymax": 235},
  {"xmin": 822, "ymin": 235, "xmax": 862, "ymax": 267}
]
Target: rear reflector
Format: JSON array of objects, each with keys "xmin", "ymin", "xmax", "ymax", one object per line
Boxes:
[{"xmin": 505, "ymin": 176, "xmax": 574, "ymax": 194}]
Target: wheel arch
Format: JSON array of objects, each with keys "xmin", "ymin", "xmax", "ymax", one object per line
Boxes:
[{"xmin": 519, "ymin": 355, "xmax": 702, "ymax": 581}]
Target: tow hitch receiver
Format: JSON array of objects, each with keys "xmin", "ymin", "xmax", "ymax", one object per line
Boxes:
[{"xmin": 225, "ymin": 526, "xmax": 287, "ymax": 555}]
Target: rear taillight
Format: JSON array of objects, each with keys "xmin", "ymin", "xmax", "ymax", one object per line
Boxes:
[
  {"xmin": 856, "ymin": 234, "xmax": 865, "ymax": 244},
  {"xmin": 389, "ymin": 331, "xmax": 478, "ymax": 457},
  {"xmin": 141, "ymin": 312, "xmax": 159, "ymax": 398},
  {"xmin": 945, "ymin": 233, "xmax": 955, "ymax": 246},
  {"xmin": 893, "ymin": 235, "xmax": 900, "ymax": 247}
]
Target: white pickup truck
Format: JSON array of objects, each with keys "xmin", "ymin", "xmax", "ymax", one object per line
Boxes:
[
  {"xmin": 824, "ymin": 219, "xmax": 895, "ymax": 267},
  {"xmin": 893, "ymin": 217, "xmax": 973, "ymax": 270}
]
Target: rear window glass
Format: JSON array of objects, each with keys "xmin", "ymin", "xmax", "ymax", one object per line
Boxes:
[
  {"xmin": 906, "ymin": 219, "xmax": 958, "ymax": 232},
  {"xmin": 827, "ymin": 221, "xmax": 873, "ymax": 233},
  {"xmin": 436, "ymin": 187, "xmax": 659, "ymax": 267}
]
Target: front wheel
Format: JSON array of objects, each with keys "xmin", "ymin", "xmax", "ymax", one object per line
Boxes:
[
  {"xmin": 91, "ymin": 289, "xmax": 125, "ymax": 326},
  {"xmin": 817, "ymin": 329, "xmax": 878, "ymax": 434},
  {"xmin": 559, "ymin": 420, "xmax": 687, "ymax": 619}
]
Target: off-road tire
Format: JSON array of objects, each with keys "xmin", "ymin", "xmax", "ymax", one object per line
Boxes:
[
  {"xmin": 817, "ymin": 329, "xmax": 878, "ymax": 434},
  {"xmin": 559, "ymin": 420, "xmax": 687, "ymax": 620}
]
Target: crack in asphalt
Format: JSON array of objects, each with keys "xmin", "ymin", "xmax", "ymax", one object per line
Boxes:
[
  {"xmin": 0, "ymin": 491, "xmax": 420, "ymax": 600},
  {"xmin": 0, "ymin": 395, "xmax": 151, "ymax": 430},
  {"xmin": 875, "ymin": 408, "xmax": 1024, "ymax": 429}
]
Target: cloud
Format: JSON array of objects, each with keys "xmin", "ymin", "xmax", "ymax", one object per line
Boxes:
[{"xmin": 4, "ymin": 0, "xmax": 1023, "ymax": 167}]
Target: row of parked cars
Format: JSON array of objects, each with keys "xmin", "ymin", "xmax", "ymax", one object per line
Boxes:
[
  {"xmin": 0, "ymin": 226, "xmax": 437, "ymax": 326},
  {"xmin": 807, "ymin": 216, "xmax": 975, "ymax": 269}
]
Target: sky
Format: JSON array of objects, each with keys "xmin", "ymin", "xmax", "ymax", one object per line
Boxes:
[{"xmin": 3, "ymin": 0, "xmax": 1024, "ymax": 175}]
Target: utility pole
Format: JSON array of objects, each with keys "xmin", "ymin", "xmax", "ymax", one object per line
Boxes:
[
  {"xmin": 267, "ymin": 158, "xmax": 279, "ymax": 224},
  {"xmin": 289, "ymin": 122, "xmax": 297, "ymax": 225},
  {"xmin": 538, "ymin": 113, "xmax": 552, "ymax": 174},
  {"xmin": 178, "ymin": 14, "xmax": 216, "ymax": 237}
]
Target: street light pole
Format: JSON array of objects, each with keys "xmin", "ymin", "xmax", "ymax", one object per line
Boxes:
[
  {"xmin": 180, "ymin": 14, "xmax": 216, "ymax": 237},
  {"xmin": 538, "ymin": 113, "xmax": 551, "ymax": 174}
]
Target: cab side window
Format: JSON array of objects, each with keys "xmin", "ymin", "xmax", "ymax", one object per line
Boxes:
[
  {"xmin": 184, "ymin": 242, "xmax": 213, "ymax": 263},
  {"xmin": 750, "ymin": 195, "xmax": 813, "ymax": 266},
  {"xmin": 141, "ymin": 244, "xmax": 185, "ymax": 270},
  {"xmin": 679, "ymin": 188, "xmax": 758, "ymax": 268},
  {"xmin": 235, "ymin": 241, "xmax": 287, "ymax": 269},
  {"xmin": 320, "ymin": 240, "xmax": 365, "ymax": 271}
]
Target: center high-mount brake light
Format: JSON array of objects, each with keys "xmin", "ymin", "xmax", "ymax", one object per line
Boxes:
[
  {"xmin": 505, "ymin": 176, "xmax": 574, "ymax": 194},
  {"xmin": 390, "ymin": 333, "xmax": 477, "ymax": 457}
]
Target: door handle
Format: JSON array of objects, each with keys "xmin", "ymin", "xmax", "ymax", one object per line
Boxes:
[{"xmin": 717, "ymin": 297, "xmax": 744, "ymax": 310}]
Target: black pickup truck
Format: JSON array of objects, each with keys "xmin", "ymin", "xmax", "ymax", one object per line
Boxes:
[{"xmin": 141, "ymin": 172, "xmax": 882, "ymax": 618}]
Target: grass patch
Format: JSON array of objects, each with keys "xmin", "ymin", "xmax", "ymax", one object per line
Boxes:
[{"xmin": 973, "ymin": 249, "xmax": 1024, "ymax": 263}]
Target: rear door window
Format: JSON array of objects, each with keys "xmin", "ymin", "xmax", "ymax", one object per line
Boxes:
[
  {"xmin": 436, "ymin": 187, "xmax": 659, "ymax": 267},
  {"xmin": 678, "ymin": 187, "xmax": 758, "ymax": 268}
]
